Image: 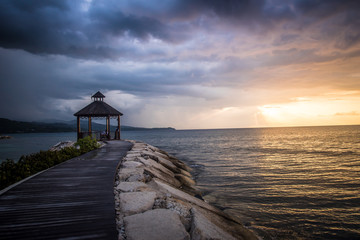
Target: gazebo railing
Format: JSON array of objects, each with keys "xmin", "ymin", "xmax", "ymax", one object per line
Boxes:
[
  {"xmin": 79, "ymin": 131, "xmax": 107, "ymax": 140},
  {"xmin": 79, "ymin": 131, "xmax": 118, "ymax": 140}
]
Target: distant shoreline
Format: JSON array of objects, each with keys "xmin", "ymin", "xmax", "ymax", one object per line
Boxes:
[{"xmin": 0, "ymin": 118, "xmax": 175, "ymax": 134}]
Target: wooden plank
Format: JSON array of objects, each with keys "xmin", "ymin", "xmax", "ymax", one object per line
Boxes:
[{"xmin": 0, "ymin": 141, "xmax": 133, "ymax": 239}]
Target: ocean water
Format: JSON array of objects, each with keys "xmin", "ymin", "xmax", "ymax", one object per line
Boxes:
[
  {"xmin": 1, "ymin": 126, "xmax": 360, "ymax": 239},
  {"xmin": 0, "ymin": 132, "xmax": 77, "ymax": 162},
  {"xmin": 122, "ymin": 126, "xmax": 360, "ymax": 240}
]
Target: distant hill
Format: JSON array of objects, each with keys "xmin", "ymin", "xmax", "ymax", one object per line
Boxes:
[
  {"xmin": 0, "ymin": 118, "xmax": 75, "ymax": 133},
  {"xmin": 0, "ymin": 118, "xmax": 175, "ymax": 134}
]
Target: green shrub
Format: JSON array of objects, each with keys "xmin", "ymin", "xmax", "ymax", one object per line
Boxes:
[
  {"xmin": 75, "ymin": 136, "xmax": 100, "ymax": 154},
  {"xmin": 0, "ymin": 137, "xmax": 100, "ymax": 190}
]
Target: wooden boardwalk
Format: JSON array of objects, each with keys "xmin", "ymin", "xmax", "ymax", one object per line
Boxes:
[{"xmin": 0, "ymin": 141, "xmax": 133, "ymax": 239}]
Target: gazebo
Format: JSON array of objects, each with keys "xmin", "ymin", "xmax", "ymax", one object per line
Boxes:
[{"xmin": 74, "ymin": 91, "xmax": 123, "ymax": 140}]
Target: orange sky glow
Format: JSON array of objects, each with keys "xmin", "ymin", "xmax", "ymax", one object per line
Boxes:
[{"xmin": 0, "ymin": 1, "xmax": 359, "ymax": 129}]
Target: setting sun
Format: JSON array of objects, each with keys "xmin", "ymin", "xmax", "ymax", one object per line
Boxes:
[{"xmin": 258, "ymin": 91, "xmax": 360, "ymax": 127}]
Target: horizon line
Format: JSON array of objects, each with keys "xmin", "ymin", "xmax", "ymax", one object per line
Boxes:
[{"xmin": 176, "ymin": 124, "xmax": 360, "ymax": 131}]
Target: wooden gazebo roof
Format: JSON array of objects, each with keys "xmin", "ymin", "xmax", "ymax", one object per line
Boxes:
[
  {"xmin": 74, "ymin": 101, "xmax": 123, "ymax": 117},
  {"xmin": 74, "ymin": 91, "xmax": 123, "ymax": 117}
]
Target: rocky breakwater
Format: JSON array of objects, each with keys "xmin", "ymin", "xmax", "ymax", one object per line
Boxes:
[{"xmin": 114, "ymin": 140, "xmax": 258, "ymax": 240}]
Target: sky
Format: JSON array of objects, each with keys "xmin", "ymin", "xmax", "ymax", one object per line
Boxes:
[{"xmin": 0, "ymin": 0, "xmax": 360, "ymax": 129}]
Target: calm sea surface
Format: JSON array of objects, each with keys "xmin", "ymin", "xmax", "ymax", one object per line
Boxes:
[
  {"xmin": 1, "ymin": 126, "xmax": 360, "ymax": 239},
  {"xmin": 0, "ymin": 132, "xmax": 77, "ymax": 162}
]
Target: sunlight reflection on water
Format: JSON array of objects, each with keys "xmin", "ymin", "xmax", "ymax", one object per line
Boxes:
[{"xmin": 123, "ymin": 125, "xmax": 360, "ymax": 240}]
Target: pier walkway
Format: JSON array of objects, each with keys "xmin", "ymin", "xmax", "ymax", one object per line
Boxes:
[{"xmin": 0, "ymin": 141, "xmax": 133, "ymax": 239}]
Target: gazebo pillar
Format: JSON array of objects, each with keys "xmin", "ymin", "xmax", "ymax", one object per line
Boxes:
[
  {"xmin": 106, "ymin": 115, "xmax": 110, "ymax": 139},
  {"xmin": 117, "ymin": 115, "xmax": 121, "ymax": 140},
  {"xmin": 77, "ymin": 116, "xmax": 81, "ymax": 140},
  {"xmin": 88, "ymin": 117, "xmax": 92, "ymax": 137}
]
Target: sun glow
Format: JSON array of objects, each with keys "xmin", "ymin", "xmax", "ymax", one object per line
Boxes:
[{"xmin": 258, "ymin": 93, "xmax": 360, "ymax": 127}]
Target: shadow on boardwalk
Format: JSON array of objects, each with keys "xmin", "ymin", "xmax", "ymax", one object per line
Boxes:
[{"xmin": 0, "ymin": 141, "xmax": 132, "ymax": 239}]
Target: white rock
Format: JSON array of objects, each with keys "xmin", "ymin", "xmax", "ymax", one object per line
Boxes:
[
  {"xmin": 123, "ymin": 156, "xmax": 136, "ymax": 161},
  {"xmin": 157, "ymin": 156, "xmax": 179, "ymax": 173},
  {"xmin": 168, "ymin": 157, "xmax": 192, "ymax": 172},
  {"xmin": 152, "ymin": 150, "xmax": 169, "ymax": 159},
  {"xmin": 127, "ymin": 173, "xmax": 146, "ymax": 182},
  {"xmin": 49, "ymin": 141, "xmax": 75, "ymax": 151},
  {"xmin": 190, "ymin": 207, "xmax": 237, "ymax": 240},
  {"xmin": 180, "ymin": 169, "xmax": 192, "ymax": 177},
  {"xmin": 141, "ymin": 150, "xmax": 159, "ymax": 160},
  {"xmin": 144, "ymin": 167, "xmax": 181, "ymax": 188},
  {"xmin": 129, "ymin": 151, "xmax": 142, "ymax": 154},
  {"xmin": 190, "ymin": 206, "xmax": 258, "ymax": 240},
  {"xmin": 175, "ymin": 174, "xmax": 195, "ymax": 187},
  {"xmin": 126, "ymin": 153, "xmax": 141, "ymax": 158},
  {"xmin": 122, "ymin": 161, "xmax": 143, "ymax": 168},
  {"xmin": 118, "ymin": 168, "xmax": 145, "ymax": 182},
  {"xmin": 124, "ymin": 209, "xmax": 190, "ymax": 240},
  {"xmin": 165, "ymin": 199, "xmax": 192, "ymax": 231},
  {"xmin": 120, "ymin": 192, "xmax": 157, "ymax": 216},
  {"xmin": 116, "ymin": 182, "xmax": 149, "ymax": 192},
  {"xmin": 153, "ymin": 179, "xmax": 220, "ymax": 214},
  {"xmin": 138, "ymin": 156, "xmax": 175, "ymax": 177}
]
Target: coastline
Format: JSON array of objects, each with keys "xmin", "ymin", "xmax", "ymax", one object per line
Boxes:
[{"xmin": 115, "ymin": 140, "xmax": 258, "ymax": 240}]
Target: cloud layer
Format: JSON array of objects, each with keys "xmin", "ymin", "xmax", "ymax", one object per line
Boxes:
[
  {"xmin": 1, "ymin": 0, "xmax": 360, "ymax": 128},
  {"xmin": 2, "ymin": 0, "xmax": 360, "ymax": 58}
]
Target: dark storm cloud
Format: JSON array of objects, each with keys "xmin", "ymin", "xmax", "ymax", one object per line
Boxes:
[
  {"xmin": 10, "ymin": 0, "xmax": 69, "ymax": 12},
  {"xmin": 0, "ymin": 0, "xmax": 359, "ymax": 59},
  {"xmin": 88, "ymin": 4, "xmax": 171, "ymax": 42},
  {"xmin": 171, "ymin": 0, "xmax": 292, "ymax": 23},
  {"xmin": 292, "ymin": 0, "xmax": 360, "ymax": 50},
  {"xmin": 0, "ymin": 0, "xmax": 80, "ymax": 55},
  {"xmin": 184, "ymin": 0, "xmax": 360, "ymax": 21},
  {"xmin": 294, "ymin": 0, "xmax": 360, "ymax": 17},
  {"xmin": 0, "ymin": 0, "xmax": 360, "ymax": 59},
  {"xmin": 0, "ymin": 48, "xmax": 70, "ymax": 120},
  {"xmin": 0, "ymin": 0, "xmax": 178, "ymax": 59},
  {"xmin": 175, "ymin": 0, "xmax": 360, "ymax": 45}
]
